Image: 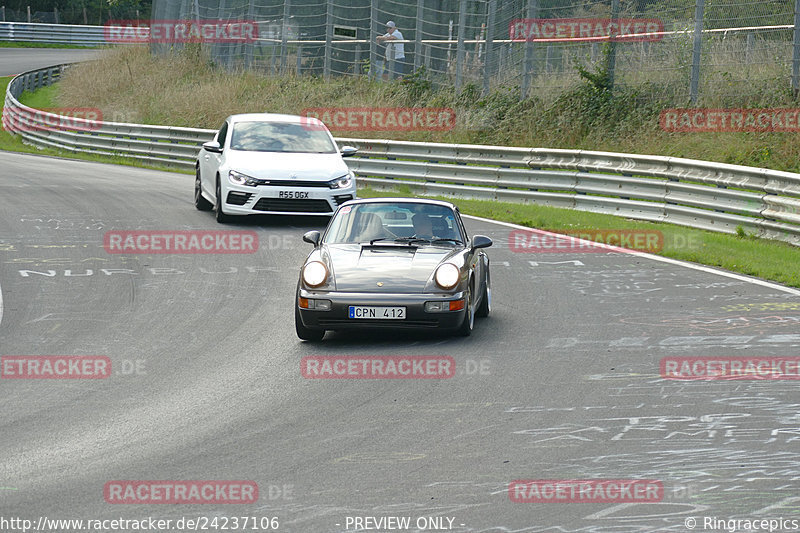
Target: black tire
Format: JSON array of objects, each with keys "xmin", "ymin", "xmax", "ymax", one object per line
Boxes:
[
  {"xmin": 295, "ymin": 305, "xmax": 325, "ymax": 341},
  {"xmin": 215, "ymin": 177, "xmax": 230, "ymax": 223},
  {"xmin": 457, "ymin": 286, "xmax": 474, "ymax": 337},
  {"xmin": 195, "ymin": 168, "xmax": 213, "ymax": 211},
  {"xmin": 475, "ymin": 266, "xmax": 491, "ymax": 318}
]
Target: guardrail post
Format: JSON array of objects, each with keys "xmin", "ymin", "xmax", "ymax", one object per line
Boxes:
[
  {"xmin": 323, "ymin": 0, "xmax": 333, "ymax": 80},
  {"xmin": 414, "ymin": 0, "xmax": 423, "ymax": 72},
  {"xmin": 482, "ymin": 0, "xmax": 496, "ymax": 95},
  {"xmin": 455, "ymin": 0, "xmax": 467, "ymax": 90},
  {"xmin": 690, "ymin": 0, "xmax": 705, "ymax": 104},
  {"xmin": 793, "ymin": 0, "xmax": 800, "ymax": 96},
  {"xmin": 521, "ymin": 0, "xmax": 538, "ymax": 99}
]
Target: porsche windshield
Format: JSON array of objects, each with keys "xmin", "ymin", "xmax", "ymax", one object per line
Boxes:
[
  {"xmin": 230, "ymin": 121, "xmax": 336, "ymax": 153},
  {"xmin": 325, "ymin": 203, "xmax": 463, "ymax": 245}
]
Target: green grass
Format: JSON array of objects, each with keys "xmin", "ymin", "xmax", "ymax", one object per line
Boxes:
[
  {"xmin": 0, "ymin": 76, "xmax": 193, "ymax": 174},
  {"xmin": 359, "ymin": 186, "xmax": 800, "ymax": 289},
  {"xmin": 0, "ymin": 41, "xmax": 97, "ymax": 49},
  {"xmin": 18, "ymin": 84, "xmax": 59, "ymax": 109}
]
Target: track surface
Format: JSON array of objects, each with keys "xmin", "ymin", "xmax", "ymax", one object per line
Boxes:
[
  {"xmin": 1, "ymin": 52, "xmax": 800, "ymax": 533},
  {"xmin": 0, "ymin": 48, "xmax": 101, "ymax": 76}
]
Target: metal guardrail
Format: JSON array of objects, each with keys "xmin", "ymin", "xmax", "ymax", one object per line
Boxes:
[
  {"xmin": 4, "ymin": 63, "xmax": 800, "ymax": 245},
  {"xmin": 0, "ymin": 21, "xmax": 138, "ymax": 46}
]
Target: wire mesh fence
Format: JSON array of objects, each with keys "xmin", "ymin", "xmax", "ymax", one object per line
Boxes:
[{"xmin": 141, "ymin": 0, "xmax": 800, "ymax": 103}]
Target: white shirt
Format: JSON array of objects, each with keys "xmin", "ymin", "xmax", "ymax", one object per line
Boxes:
[{"xmin": 383, "ymin": 29, "xmax": 405, "ymax": 61}]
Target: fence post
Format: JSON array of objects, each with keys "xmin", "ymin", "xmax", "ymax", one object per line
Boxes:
[
  {"xmin": 27, "ymin": 5, "xmax": 30, "ymax": 23},
  {"xmin": 369, "ymin": 0, "xmax": 377, "ymax": 81},
  {"xmin": 297, "ymin": 44, "xmax": 303, "ymax": 75},
  {"xmin": 323, "ymin": 0, "xmax": 333, "ymax": 79},
  {"xmin": 607, "ymin": 0, "xmax": 619, "ymax": 88},
  {"xmin": 521, "ymin": 0, "xmax": 538, "ymax": 99},
  {"xmin": 414, "ymin": 0, "xmax": 423, "ymax": 71},
  {"xmin": 280, "ymin": 0, "xmax": 290, "ymax": 74},
  {"xmin": 455, "ymin": 0, "xmax": 467, "ymax": 89},
  {"xmin": 545, "ymin": 45, "xmax": 552, "ymax": 72},
  {"xmin": 2, "ymin": 6, "xmax": 5, "ymax": 22},
  {"xmin": 482, "ymin": 0, "xmax": 496, "ymax": 95},
  {"xmin": 53, "ymin": 6, "xmax": 58, "ymax": 23},
  {"xmin": 690, "ymin": 0, "xmax": 705, "ymax": 104},
  {"xmin": 793, "ymin": 0, "xmax": 800, "ymax": 96},
  {"xmin": 212, "ymin": 0, "xmax": 227, "ymax": 68},
  {"xmin": 244, "ymin": 0, "xmax": 255, "ymax": 69}
]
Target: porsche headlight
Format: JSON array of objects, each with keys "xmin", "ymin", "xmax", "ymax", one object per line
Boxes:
[
  {"xmin": 328, "ymin": 172, "xmax": 353, "ymax": 189},
  {"xmin": 302, "ymin": 261, "xmax": 328, "ymax": 287},
  {"xmin": 434, "ymin": 263, "xmax": 460, "ymax": 290},
  {"xmin": 229, "ymin": 170, "xmax": 258, "ymax": 186}
]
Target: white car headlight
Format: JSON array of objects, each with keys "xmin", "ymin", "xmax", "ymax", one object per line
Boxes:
[
  {"xmin": 434, "ymin": 263, "xmax": 460, "ymax": 290},
  {"xmin": 329, "ymin": 172, "xmax": 353, "ymax": 189},
  {"xmin": 302, "ymin": 261, "xmax": 328, "ymax": 287},
  {"xmin": 229, "ymin": 170, "xmax": 257, "ymax": 186}
]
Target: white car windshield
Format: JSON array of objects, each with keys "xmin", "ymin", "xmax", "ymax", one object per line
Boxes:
[
  {"xmin": 325, "ymin": 203, "xmax": 463, "ymax": 245},
  {"xmin": 230, "ymin": 121, "xmax": 336, "ymax": 153}
]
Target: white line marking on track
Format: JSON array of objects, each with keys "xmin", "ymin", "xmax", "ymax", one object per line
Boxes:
[{"xmin": 464, "ymin": 214, "xmax": 800, "ymax": 297}]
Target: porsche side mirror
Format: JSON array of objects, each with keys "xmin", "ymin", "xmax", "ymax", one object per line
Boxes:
[
  {"xmin": 202, "ymin": 140, "xmax": 223, "ymax": 153},
  {"xmin": 471, "ymin": 235, "xmax": 492, "ymax": 250},
  {"xmin": 303, "ymin": 230, "xmax": 321, "ymax": 246}
]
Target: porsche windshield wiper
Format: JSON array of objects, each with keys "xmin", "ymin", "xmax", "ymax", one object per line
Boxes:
[
  {"xmin": 393, "ymin": 237, "xmax": 430, "ymax": 245},
  {"xmin": 431, "ymin": 238, "xmax": 464, "ymax": 245}
]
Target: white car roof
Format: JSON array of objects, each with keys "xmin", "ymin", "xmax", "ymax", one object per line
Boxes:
[{"xmin": 227, "ymin": 113, "xmax": 324, "ymax": 127}]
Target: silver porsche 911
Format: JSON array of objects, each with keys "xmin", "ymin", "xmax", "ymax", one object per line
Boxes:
[{"xmin": 295, "ymin": 198, "xmax": 492, "ymax": 341}]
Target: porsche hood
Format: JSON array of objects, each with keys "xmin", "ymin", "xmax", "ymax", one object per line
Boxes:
[{"xmin": 323, "ymin": 244, "xmax": 461, "ymax": 292}]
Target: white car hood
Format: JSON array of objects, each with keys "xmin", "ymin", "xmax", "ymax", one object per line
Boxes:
[{"xmin": 226, "ymin": 151, "xmax": 350, "ymax": 181}]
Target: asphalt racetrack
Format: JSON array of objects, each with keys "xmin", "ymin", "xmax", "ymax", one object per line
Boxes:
[{"xmin": 1, "ymin": 50, "xmax": 800, "ymax": 533}]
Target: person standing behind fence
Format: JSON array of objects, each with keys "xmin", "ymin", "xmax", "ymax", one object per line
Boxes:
[{"xmin": 377, "ymin": 20, "xmax": 406, "ymax": 80}]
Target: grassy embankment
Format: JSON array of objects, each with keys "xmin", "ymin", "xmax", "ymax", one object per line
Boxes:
[
  {"xmin": 0, "ymin": 41, "xmax": 96, "ymax": 48},
  {"xmin": 2, "ymin": 46, "xmax": 800, "ymax": 287}
]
